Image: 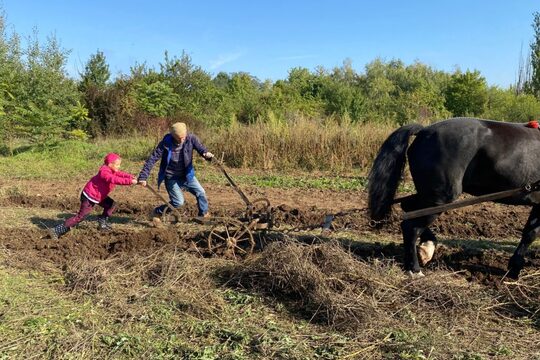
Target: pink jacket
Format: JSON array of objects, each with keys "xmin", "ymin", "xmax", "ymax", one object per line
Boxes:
[{"xmin": 82, "ymin": 165, "xmax": 134, "ymax": 203}]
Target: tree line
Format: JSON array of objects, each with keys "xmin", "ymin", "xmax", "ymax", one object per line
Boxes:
[{"xmin": 1, "ymin": 11, "xmax": 540, "ymax": 152}]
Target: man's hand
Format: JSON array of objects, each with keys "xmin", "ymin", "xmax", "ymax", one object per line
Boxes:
[
  {"xmin": 203, "ymin": 152, "xmax": 214, "ymax": 160},
  {"xmin": 139, "ymin": 180, "xmax": 147, "ymax": 187}
]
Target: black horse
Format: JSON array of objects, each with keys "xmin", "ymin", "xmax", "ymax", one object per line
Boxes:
[{"xmin": 368, "ymin": 117, "xmax": 540, "ymax": 278}]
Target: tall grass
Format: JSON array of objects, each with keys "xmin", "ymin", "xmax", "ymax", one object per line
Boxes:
[
  {"xmin": 0, "ymin": 119, "xmax": 395, "ymax": 179},
  {"xmin": 205, "ymin": 117, "xmax": 394, "ymax": 172}
]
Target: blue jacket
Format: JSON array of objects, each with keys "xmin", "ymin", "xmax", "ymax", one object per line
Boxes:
[{"xmin": 138, "ymin": 133, "xmax": 208, "ymax": 187}]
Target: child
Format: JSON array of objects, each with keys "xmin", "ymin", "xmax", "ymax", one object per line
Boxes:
[{"xmin": 49, "ymin": 153, "xmax": 137, "ymax": 239}]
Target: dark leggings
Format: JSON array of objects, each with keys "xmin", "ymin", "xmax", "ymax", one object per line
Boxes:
[{"xmin": 64, "ymin": 194, "xmax": 115, "ymax": 228}]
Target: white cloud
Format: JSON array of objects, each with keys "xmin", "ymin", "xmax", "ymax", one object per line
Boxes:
[{"xmin": 209, "ymin": 52, "xmax": 243, "ymax": 70}]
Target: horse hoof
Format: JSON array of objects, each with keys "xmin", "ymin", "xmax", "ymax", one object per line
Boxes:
[
  {"xmin": 418, "ymin": 241, "xmax": 436, "ymax": 266},
  {"xmin": 406, "ymin": 270, "xmax": 425, "ymax": 279}
]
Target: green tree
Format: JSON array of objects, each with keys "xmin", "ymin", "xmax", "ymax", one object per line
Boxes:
[
  {"xmin": 212, "ymin": 71, "xmax": 230, "ymax": 89},
  {"xmin": 225, "ymin": 72, "xmax": 264, "ymax": 123},
  {"xmin": 134, "ymin": 80, "xmax": 178, "ymax": 117},
  {"xmin": 358, "ymin": 59, "xmax": 450, "ymax": 124},
  {"xmin": 159, "ymin": 51, "xmax": 215, "ymax": 118},
  {"xmin": 0, "ymin": 12, "xmax": 23, "ymax": 152},
  {"xmin": 287, "ymin": 67, "xmax": 323, "ymax": 99},
  {"xmin": 13, "ymin": 30, "xmax": 80, "ymax": 145},
  {"xmin": 360, "ymin": 59, "xmax": 398, "ymax": 122},
  {"xmin": 530, "ymin": 11, "xmax": 540, "ymax": 97},
  {"xmin": 78, "ymin": 50, "xmax": 112, "ymax": 135},
  {"xmin": 321, "ymin": 60, "xmax": 365, "ymax": 121},
  {"xmin": 387, "ymin": 61, "xmax": 450, "ymax": 123},
  {"xmin": 79, "ymin": 50, "xmax": 110, "ymax": 92},
  {"xmin": 484, "ymin": 86, "xmax": 540, "ymax": 122},
  {"xmin": 321, "ymin": 79, "xmax": 364, "ymax": 121},
  {"xmin": 444, "ymin": 70, "xmax": 488, "ymax": 117}
]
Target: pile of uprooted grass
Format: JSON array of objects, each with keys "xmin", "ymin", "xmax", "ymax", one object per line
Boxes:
[
  {"xmin": 223, "ymin": 240, "xmax": 540, "ymax": 357},
  {"xmin": 19, "ymin": 239, "xmax": 540, "ymax": 358},
  {"xmin": 62, "ymin": 247, "xmax": 229, "ymax": 318},
  {"xmin": 59, "ymin": 240, "xmax": 540, "ymax": 331},
  {"xmin": 227, "ymin": 240, "xmax": 498, "ymax": 331},
  {"xmin": 500, "ymin": 270, "xmax": 540, "ymax": 319}
]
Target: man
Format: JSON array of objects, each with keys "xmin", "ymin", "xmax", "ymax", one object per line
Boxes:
[{"xmin": 138, "ymin": 122, "xmax": 214, "ymax": 217}]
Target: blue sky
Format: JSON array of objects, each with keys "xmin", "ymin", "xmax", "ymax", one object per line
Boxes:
[{"xmin": 2, "ymin": 1, "xmax": 539, "ymax": 87}]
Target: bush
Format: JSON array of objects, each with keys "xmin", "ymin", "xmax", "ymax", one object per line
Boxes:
[
  {"xmin": 484, "ymin": 87, "xmax": 540, "ymax": 122},
  {"xmin": 444, "ymin": 70, "xmax": 488, "ymax": 117}
]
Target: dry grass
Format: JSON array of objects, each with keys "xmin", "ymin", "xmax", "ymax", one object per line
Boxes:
[
  {"xmin": 502, "ymin": 271, "xmax": 540, "ymax": 319},
  {"xmin": 60, "ymin": 240, "xmax": 540, "ymax": 327},
  {"xmin": 1, "ymin": 116, "xmax": 395, "ymax": 178},
  {"xmin": 62, "ymin": 248, "xmax": 228, "ymax": 317},
  {"xmin": 204, "ymin": 117, "xmax": 394, "ymax": 171},
  {"xmin": 228, "ymin": 241, "xmax": 493, "ymax": 330},
  {"xmin": 224, "ymin": 240, "xmax": 540, "ymax": 358},
  {"xmin": 5, "ymin": 237, "xmax": 540, "ymax": 358},
  {"xmin": 0, "ymin": 244, "xmax": 9, "ymax": 263}
]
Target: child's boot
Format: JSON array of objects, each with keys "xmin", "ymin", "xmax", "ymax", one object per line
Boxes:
[
  {"xmin": 97, "ymin": 216, "xmax": 113, "ymax": 231},
  {"xmin": 49, "ymin": 224, "xmax": 69, "ymax": 240}
]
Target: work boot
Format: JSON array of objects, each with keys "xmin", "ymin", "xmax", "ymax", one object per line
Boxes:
[
  {"xmin": 97, "ymin": 216, "xmax": 113, "ymax": 232},
  {"xmin": 48, "ymin": 224, "xmax": 69, "ymax": 240}
]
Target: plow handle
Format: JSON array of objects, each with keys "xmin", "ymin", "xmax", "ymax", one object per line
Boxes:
[{"xmin": 210, "ymin": 159, "xmax": 252, "ymax": 208}]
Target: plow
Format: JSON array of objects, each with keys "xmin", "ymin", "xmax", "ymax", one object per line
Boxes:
[
  {"xmin": 144, "ymin": 159, "xmax": 276, "ymax": 259},
  {"xmin": 144, "ymin": 157, "xmax": 540, "ymax": 261}
]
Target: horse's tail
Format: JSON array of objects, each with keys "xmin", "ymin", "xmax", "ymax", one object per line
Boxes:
[{"xmin": 368, "ymin": 124, "xmax": 423, "ymax": 223}]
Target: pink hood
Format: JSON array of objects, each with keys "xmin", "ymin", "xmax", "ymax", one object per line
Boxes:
[{"xmin": 82, "ymin": 165, "xmax": 134, "ymax": 203}]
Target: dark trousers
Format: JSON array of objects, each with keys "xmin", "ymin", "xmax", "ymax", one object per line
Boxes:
[{"xmin": 64, "ymin": 194, "xmax": 115, "ymax": 228}]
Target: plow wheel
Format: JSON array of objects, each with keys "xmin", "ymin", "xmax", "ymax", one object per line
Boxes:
[{"xmin": 207, "ymin": 219, "xmax": 255, "ymax": 259}]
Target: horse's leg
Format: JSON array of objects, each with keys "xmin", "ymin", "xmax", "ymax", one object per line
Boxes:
[
  {"xmin": 401, "ymin": 214, "xmax": 438, "ymax": 276},
  {"xmin": 401, "ymin": 195, "xmax": 437, "ymax": 274},
  {"xmin": 418, "ymin": 228, "xmax": 437, "ymax": 266},
  {"xmin": 508, "ymin": 205, "xmax": 540, "ymax": 279},
  {"xmin": 400, "ymin": 184, "xmax": 461, "ymax": 276}
]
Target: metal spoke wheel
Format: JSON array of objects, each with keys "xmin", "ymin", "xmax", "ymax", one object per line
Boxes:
[{"xmin": 207, "ymin": 219, "xmax": 255, "ymax": 259}]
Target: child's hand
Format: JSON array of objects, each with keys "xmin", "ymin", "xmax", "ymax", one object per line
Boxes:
[
  {"xmin": 139, "ymin": 180, "xmax": 147, "ymax": 187},
  {"xmin": 131, "ymin": 178, "xmax": 138, "ymax": 185}
]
